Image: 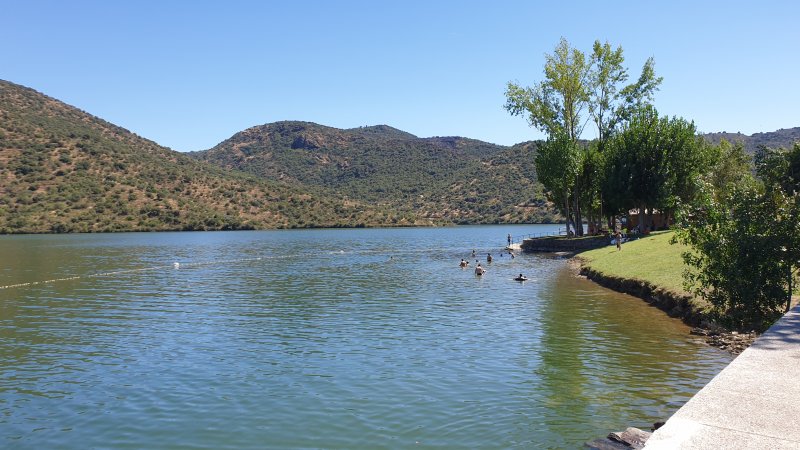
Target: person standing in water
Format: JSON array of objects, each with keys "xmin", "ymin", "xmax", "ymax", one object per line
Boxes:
[
  {"xmin": 487, "ymin": 253, "xmax": 493, "ymax": 263},
  {"xmin": 475, "ymin": 264, "xmax": 485, "ymax": 275},
  {"xmin": 507, "ymin": 233, "xmax": 512, "ymax": 246}
]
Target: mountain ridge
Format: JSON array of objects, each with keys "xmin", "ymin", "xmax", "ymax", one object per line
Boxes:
[
  {"xmin": 3, "ymin": 78, "xmax": 798, "ymax": 233},
  {"xmin": 700, "ymin": 128, "xmax": 800, "ymax": 153},
  {"xmin": 0, "ymin": 80, "xmax": 384, "ymax": 233},
  {"xmin": 190, "ymin": 120, "xmax": 554, "ymax": 224}
]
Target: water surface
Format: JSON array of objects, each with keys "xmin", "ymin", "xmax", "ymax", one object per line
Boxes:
[{"xmin": 0, "ymin": 226, "xmax": 730, "ymax": 448}]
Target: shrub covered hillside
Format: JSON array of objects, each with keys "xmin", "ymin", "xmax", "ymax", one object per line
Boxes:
[
  {"xmin": 0, "ymin": 80, "xmax": 379, "ymax": 233},
  {"xmin": 191, "ymin": 122, "xmax": 557, "ymax": 224}
]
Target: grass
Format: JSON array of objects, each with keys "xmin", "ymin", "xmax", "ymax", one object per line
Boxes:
[{"xmin": 577, "ymin": 230, "xmax": 690, "ymax": 295}]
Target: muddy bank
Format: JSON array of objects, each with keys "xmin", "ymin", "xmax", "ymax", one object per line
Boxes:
[{"xmin": 574, "ymin": 259, "xmax": 757, "ymax": 354}]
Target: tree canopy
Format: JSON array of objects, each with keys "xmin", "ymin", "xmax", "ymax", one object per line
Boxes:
[
  {"xmin": 505, "ymin": 37, "xmax": 663, "ymax": 235},
  {"xmin": 677, "ymin": 143, "xmax": 800, "ymax": 330}
]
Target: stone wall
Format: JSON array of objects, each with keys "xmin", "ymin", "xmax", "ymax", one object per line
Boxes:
[{"xmin": 521, "ymin": 235, "xmax": 609, "ymax": 253}]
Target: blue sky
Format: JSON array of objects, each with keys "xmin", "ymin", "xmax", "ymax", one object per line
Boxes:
[{"xmin": 2, "ymin": 1, "xmax": 798, "ymax": 151}]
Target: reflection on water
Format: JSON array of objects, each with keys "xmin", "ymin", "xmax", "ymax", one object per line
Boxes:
[{"xmin": 0, "ymin": 226, "xmax": 730, "ymax": 449}]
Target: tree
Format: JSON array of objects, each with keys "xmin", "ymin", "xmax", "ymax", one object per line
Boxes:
[
  {"xmin": 588, "ymin": 42, "xmax": 662, "ymax": 150},
  {"xmin": 505, "ymin": 38, "xmax": 590, "ymax": 236},
  {"xmin": 755, "ymin": 143, "xmax": 800, "ymax": 312},
  {"xmin": 505, "ymin": 38, "xmax": 663, "ymax": 235},
  {"xmin": 703, "ymin": 139, "xmax": 753, "ymax": 203},
  {"xmin": 602, "ymin": 105, "xmax": 704, "ymax": 232},
  {"xmin": 505, "ymin": 37, "xmax": 591, "ymax": 142},
  {"xmin": 677, "ymin": 143, "xmax": 800, "ymax": 330},
  {"xmin": 535, "ymin": 132, "xmax": 582, "ymax": 234}
]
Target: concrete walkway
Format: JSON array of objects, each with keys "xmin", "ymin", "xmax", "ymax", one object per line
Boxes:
[{"xmin": 644, "ymin": 304, "xmax": 800, "ymax": 449}]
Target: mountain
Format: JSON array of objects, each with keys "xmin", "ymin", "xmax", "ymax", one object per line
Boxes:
[
  {"xmin": 701, "ymin": 128, "xmax": 800, "ymax": 153},
  {"xmin": 0, "ymin": 80, "xmax": 379, "ymax": 233},
  {"xmin": 190, "ymin": 121, "xmax": 556, "ymax": 224}
]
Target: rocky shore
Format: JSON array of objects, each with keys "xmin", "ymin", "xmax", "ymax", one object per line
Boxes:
[{"xmin": 690, "ymin": 327, "xmax": 757, "ymax": 355}]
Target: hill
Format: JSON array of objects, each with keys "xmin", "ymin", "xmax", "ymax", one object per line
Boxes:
[
  {"xmin": 0, "ymin": 80, "xmax": 381, "ymax": 233},
  {"xmin": 191, "ymin": 122, "xmax": 556, "ymax": 224},
  {"xmin": 701, "ymin": 127, "xmax": 800, "ymax": 153}
]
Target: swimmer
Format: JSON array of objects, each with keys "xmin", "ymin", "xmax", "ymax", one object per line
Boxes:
[
  {"xmin": 459, "ymin": 259, "xmax": 468, "ymax": 268},
  {"xmin": 475, "ymin": 264, "xmax": 486, "ymax": 276},
  {"xmin": 487, "ymin": 253, "xmax": 493, "ymax": 263},
  {"xmin": 514, "ymin": 273, "xmax": 528, "ymax": 282}
]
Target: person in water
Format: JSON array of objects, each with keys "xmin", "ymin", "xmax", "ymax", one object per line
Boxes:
[
  {"xmin": 459, "ymin": 259, "xmax": 468, "ymax": 268},
  {"xmin": 487, "ymin": 253, "xmax": 493, "ymax": 263},
  {"xmin": 475, "ymin": 264, "xmax": 485, "ymax": 275},
  {"xmin": 514, "ymin": 273, "xmax": 527, "ymax": 281}
]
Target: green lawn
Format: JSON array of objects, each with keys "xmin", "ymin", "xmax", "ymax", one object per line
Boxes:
[{"xmin": 577, "ymin": 231, "xmax": 690, "ymax": 295}]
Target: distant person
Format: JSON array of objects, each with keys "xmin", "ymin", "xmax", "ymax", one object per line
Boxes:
[
  {"xmin": 475, "ymin": 264, "xmax": 485, "ymax": 276},
  {"xmin": 507, "ymin": 233, "xmax": 512, "ymax": 246},
  {"xmin": 615, "ymin": 230, "xmax": 622, "ymax": 251},
  {"xmin": 471, "ymin": 249, "xmax": 476, "ymax": 257},
  {"xmin": 459, "ymin": 259, "xmax": 468, "ymax": 268},
  {"xmin": 487, "ymin": 253, "xmax": 493, "ymax": 263},
  {"xmin": 514, "ymin": 273, "xmax": 527, "ymax": 281}
]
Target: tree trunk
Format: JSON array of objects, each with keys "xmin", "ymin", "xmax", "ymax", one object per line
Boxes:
[
  {"xmin": 574, "ymin": 186, "xmax": 583, "ymax": 236},
  {"xmin": 638, "ymin": 205, "xmax": 645, "ymax": 233},
  {"xmin": 563, "ymin": 186, "xmax": 571, "ymax": 236}
]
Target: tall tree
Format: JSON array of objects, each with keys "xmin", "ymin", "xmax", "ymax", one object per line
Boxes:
[
  {"xmin": 604, "ymin": 105, "xmax": 703, "ymax": 231},
  {"xmin": 505, "ymin": 37, "xmax": 591, "ymax": 142},
  {"xmin": 505, "ymin": 37, "xmax": 590, "ymax": 234},
  {"xmin": 677, "ymin": 143, "xmax": 800, "ymax": 329},
  {"xmin": 703, "ymin": 139, "xmax": 753, "ymax": 203},
  {"xmin": 506, "ymin": 38, "xmax": 663, "ymax": 235},
  {"xmin": 535, "ymin": 132, "xmax": 582, "ymax": 234}
]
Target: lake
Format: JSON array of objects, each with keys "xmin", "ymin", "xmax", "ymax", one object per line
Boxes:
[{"xmin": 0, "ymin": 225, "xmax": 730, "ymax": 448}]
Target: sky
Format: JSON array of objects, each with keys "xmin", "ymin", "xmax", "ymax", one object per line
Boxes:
[{"xmin": 2, "ymin": 0, "xmax": 798, "ymax": 151}]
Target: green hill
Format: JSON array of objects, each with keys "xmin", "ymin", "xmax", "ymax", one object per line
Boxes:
[
  {"xmin": 191, "ymin": 122, "xmax": 556, "ymax": 224},
  {"xmin": 0, "ymin": 80, "xmax": 381, "ymax": 233},
  {"xmin": 701, "ymin": 128, "xmax": 800, "ymax": 153}
]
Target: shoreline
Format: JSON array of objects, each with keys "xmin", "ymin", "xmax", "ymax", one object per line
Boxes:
[{"xmin": 569, "ymin": 257, "xmax": 757, "ymax": 354}]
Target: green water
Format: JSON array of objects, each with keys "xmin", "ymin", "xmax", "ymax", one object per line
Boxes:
[{"xmin": 0, "ymin": 225, "xmax": 730, "ymax": 448}]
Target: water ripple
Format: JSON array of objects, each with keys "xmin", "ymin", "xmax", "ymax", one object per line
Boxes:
[{"xmin": 0, "ymin": 228, "xmax": 730, "ymax": 449}]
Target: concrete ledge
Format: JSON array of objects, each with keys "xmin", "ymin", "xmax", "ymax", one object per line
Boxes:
[
  {"xmin": 644, "ymin": 304, "xmax": 800, "ymax": 449},
  {"xmin": 521, "ymin": 235, "xmax": 608, "ymax": 252}
]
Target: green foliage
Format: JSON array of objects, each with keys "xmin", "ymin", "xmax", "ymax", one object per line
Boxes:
[
  {"xmin": 192, "ymin": 121, "xmax": 556, "ymax": 225},
  {"xmin": 676, "ymin": 143, "xmax": 800, "ymax": 331},
  {"xmin": 0, "ymin": 80, "xmax": 386, "ymax": 233},
  {"xmin": 0, "ymin": 80, "xmax": 557, "ymax": 233},
  {"xmin": 505, "ymin": 37, "xmax": 590, "ymax": 142},
  {"xmin": 602, "ymin": 105, "xmax": 704, "ymax": 228},
  {"xmin": 703, "ymin": 139, "xmax": 753, "ymax": 203},
  {"xmin": 506, "ymin": 38, "xmax": 664, "ymax": 235},
  {"xmin": 535, "ymin": 132, "xmax": 581, "ymax": 233},
  {"xmin": 588, "ymin": 41, "xmax": 662, "ymax": 146}
]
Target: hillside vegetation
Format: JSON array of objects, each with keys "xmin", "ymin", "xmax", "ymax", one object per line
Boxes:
[
  {"xmin": 701, "ymin": 127, "xmax": 800, "ymax": 153},
  {"xmin": 191, "ymin": 122, "xmax": 557, "ymax": 224},
  {"xmin": 0, "ymin": 80, "xmax": 379, "ymax": 233}
]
